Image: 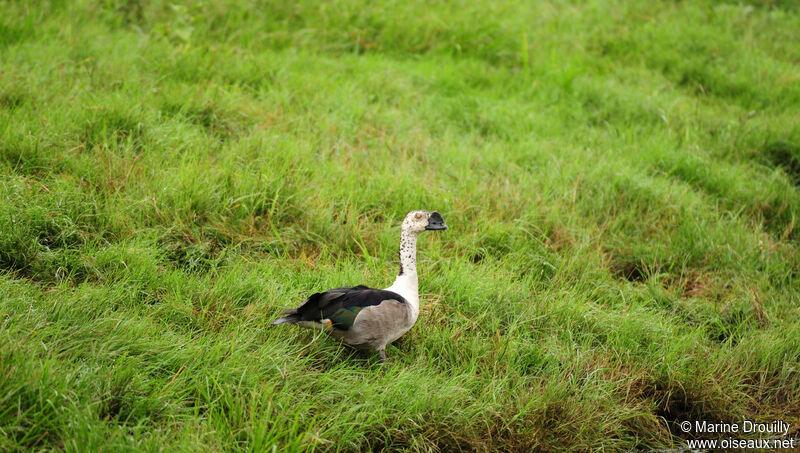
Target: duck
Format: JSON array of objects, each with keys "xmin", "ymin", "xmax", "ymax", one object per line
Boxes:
[{"xmin": 271, "ymin": 210, "xmax": 448, "ymax": 362}]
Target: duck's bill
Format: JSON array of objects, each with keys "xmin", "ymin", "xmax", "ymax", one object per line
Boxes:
[{"xmin": 426, "ymin": 211, "xmax": 448, "ymax": 230}]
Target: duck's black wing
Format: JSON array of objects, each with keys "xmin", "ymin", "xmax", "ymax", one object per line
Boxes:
[{"xmin": 271, "ymin": 285, "xmax": 407, "ymax": 330}]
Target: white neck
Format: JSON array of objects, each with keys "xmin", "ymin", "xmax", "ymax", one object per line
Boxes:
[{"xmin": 385, "ymin": 229, "xmax": 420, "ymax": 316}]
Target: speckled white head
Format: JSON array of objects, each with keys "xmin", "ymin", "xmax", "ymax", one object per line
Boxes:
[
  {"xmin": 401, "ymin": 210, "xmax": 448, "ymax": 235},
  {"xmin": 387, "ymin": 210, "xmax": 448, "ymax": 313}
]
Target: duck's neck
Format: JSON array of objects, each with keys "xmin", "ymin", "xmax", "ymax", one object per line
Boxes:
[
  {"xmin": 387, "ymin": 229, "xmax": 419, "ymax": 314},
  {"xmin": 398, "ymin": 229, "xmax": 418, "ymax": 276}
]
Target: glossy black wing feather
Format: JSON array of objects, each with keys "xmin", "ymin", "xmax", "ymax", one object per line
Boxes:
[{"xmin": 294, "ymin": 286, "xmax": 406, "ymax": 330}]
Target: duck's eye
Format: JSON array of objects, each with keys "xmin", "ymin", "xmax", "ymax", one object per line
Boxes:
[{"xmin": 415, "ymin": 213, "xmax": 422, "ymax": 219}]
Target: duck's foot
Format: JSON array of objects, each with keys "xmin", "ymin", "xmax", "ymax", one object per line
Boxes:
[{"xmin": 378, "ymin": 349, "xmax": 387, "ymax": 363}]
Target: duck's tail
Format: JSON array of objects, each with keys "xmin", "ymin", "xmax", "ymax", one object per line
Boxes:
[{"xmin": 271, "ymin": 309, "xmax": 300, "ymax": 325}]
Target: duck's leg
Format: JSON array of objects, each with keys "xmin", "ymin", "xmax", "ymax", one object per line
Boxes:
[{"xmin": 378, "ymin": 349, "xmax": 387, "ymax": 363}]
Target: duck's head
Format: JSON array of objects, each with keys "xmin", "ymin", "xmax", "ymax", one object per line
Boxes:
[{"xmin": 402, "ymin": 210, "xmax": 448, "ymax": 235}]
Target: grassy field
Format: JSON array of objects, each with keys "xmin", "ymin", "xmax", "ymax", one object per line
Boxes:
[{"xmin": 2, "ymin": 0, "xmax": 800, "ymax": 451}]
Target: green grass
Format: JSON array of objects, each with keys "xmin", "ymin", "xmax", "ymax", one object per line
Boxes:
[{"xmin": 2, "ymin": 0, "xmax": 799, "ymax": 450}]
